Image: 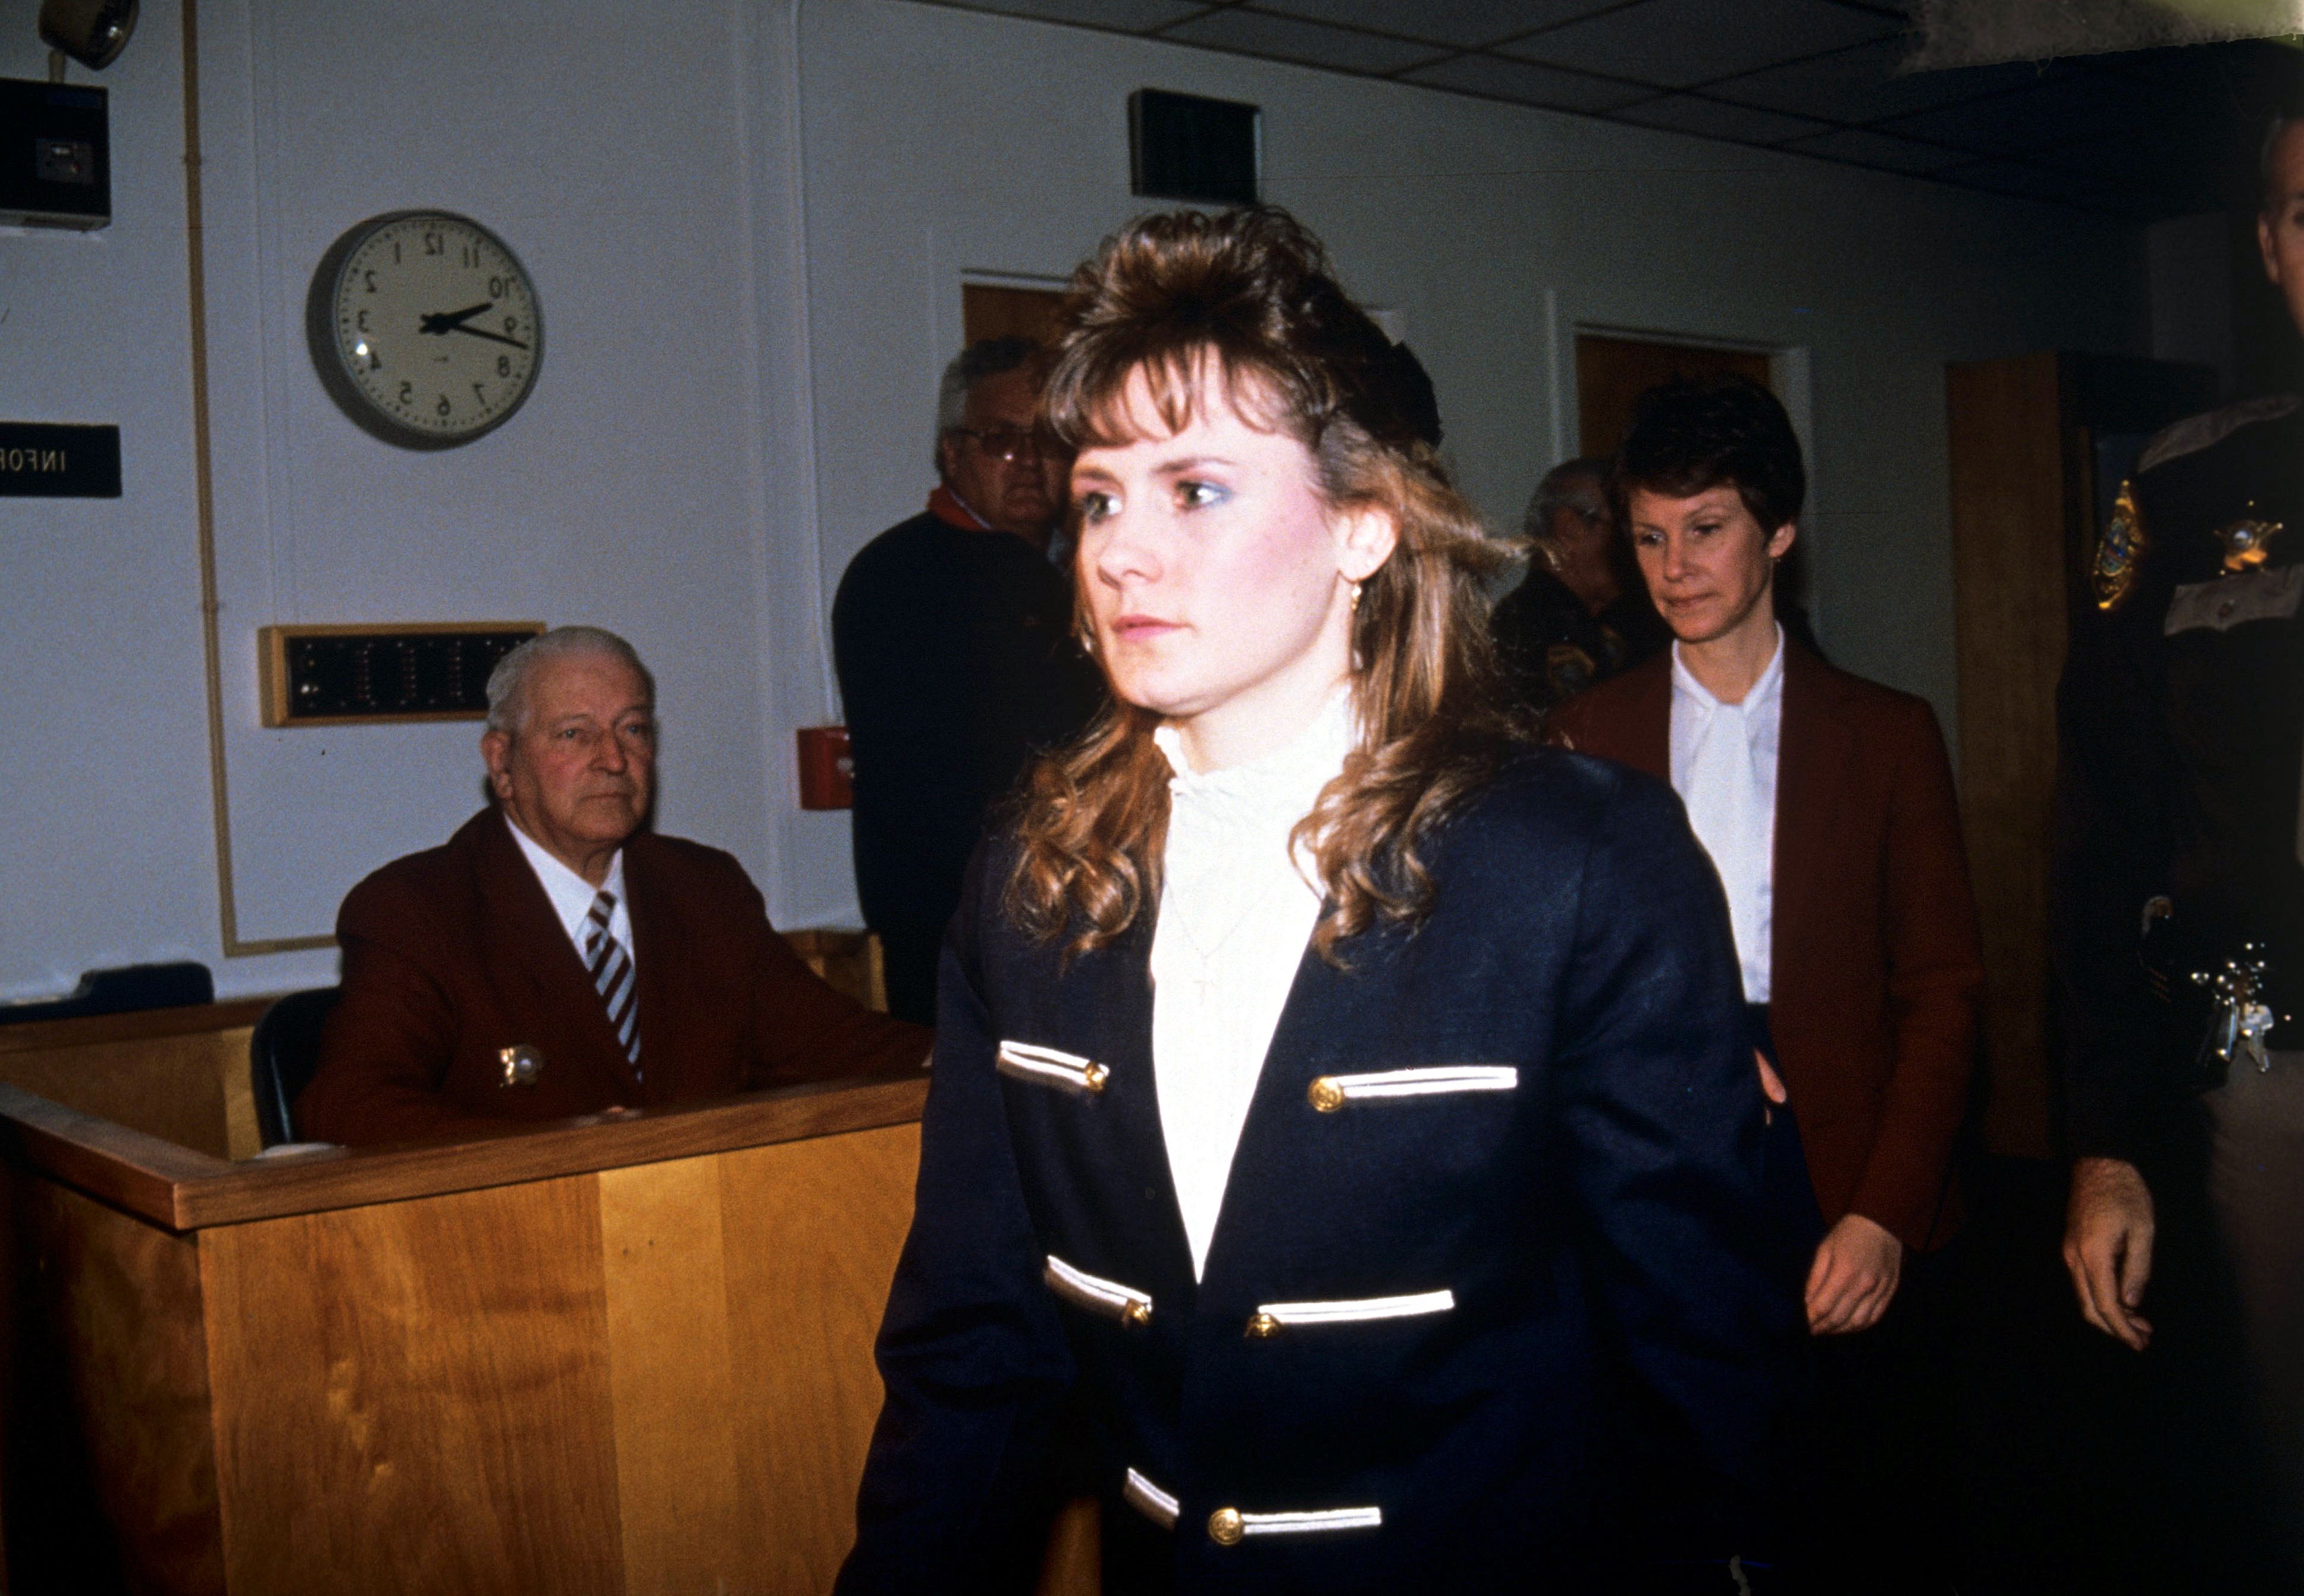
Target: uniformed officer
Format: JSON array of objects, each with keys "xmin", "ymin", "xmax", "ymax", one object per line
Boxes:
[{"xmin": 2055, "ymin": 114, "xmax": 2304, "ymax": 1578}]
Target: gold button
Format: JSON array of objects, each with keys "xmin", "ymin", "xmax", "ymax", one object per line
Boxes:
[
  {"xmin": 499, "ymin": 1044, "xmax": 545, "ymax": 1087},
  {"xmin": 1083, "ymin": 1062, "xmax": 1110, "ymax": 1093},
  {"xmin": 1246, "ymin": 1312, "xmax": 1280, "ymax": 1339},
  {"xmin": 1208, "ymin": 1507, "xmax": 1244, "ymax": 1547},
  {"xmin": 1307, "ymin": 1076, "xmax": 1344, "ymax": 1112},
  {"xmin": 1121, "ymin": 1299, "xmax": 1151, "ymax": 1330}
]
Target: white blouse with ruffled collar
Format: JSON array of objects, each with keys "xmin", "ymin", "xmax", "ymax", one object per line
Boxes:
[{"xmin": 1149, "ymin": 689, "xmax": 1356, "ymax": 1279}]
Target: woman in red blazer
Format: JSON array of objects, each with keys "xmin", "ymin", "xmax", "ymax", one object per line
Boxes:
[{"xmin": 1548, "ymin": 377, "xmax": 1984, "ymax": 1592}]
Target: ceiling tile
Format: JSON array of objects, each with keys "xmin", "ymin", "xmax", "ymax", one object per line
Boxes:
[
  {"xmin": 1401, "ymin": 51, "xmax": 1651, "ymax": 111},
  {"xmin": 1707, "ymin": 37, "xmax": 2046, "ymax": 124},
  {"xmin": 2024, "ymin": 135, "xmax": 2239, "ymax": 221},
  {"xmin": 1781, "ymin": 126, "xmax": 1969, "ymax": 174},
  {"xmin": 927, "ymin": 0, "xmax": 1208, "ymax": 30},
  {"xmin": 1935, "ymin": 157, "xmax": 2119, "ymax": 207},
  {"xmin": 1500, "ymin": 0, "xmax": 1902, "ymax": 90},
  {"xmin": 1609, "ymin": 93, "xmax": 1832, "ymax": 145},
  {"xmin": 1879, "ymin": 73, "xmax": 2162, "ymax": 158},
  {"xmin": 1247, "ymin": 0, "xmax": 1618, "ymax": 49},
  {"xmin": 2085, "ymin": 43, "xmax": 2198, "ymax": 84},
  {"xmin": 1161, "ymin": 8, "xmax": 1450, "ymax": 73}
]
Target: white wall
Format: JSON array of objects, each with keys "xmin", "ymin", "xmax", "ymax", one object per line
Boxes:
[
  {"xmin": 797, "ymin": 0, "xmax": 2147, "ymax": 719},
  {"xmin": 0, "ymin": 0, "xmax": 2145, "ymax": 1003},
  {"xmin": 2148, "ymin": 209, "xmax": 2235, "ymax": 399},
  {"xmin": 1, "ymin": 0, "xmax": 822, "ymax": 1001}
]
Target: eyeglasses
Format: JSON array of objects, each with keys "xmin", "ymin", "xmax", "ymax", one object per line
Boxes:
[{"xmin": 955, "ymin": 427, "xmax": 1061, "ymax": 463}]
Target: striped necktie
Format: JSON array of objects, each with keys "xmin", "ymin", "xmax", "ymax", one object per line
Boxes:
[{"xmin": 585, "ymin": 890, "xmax": 642, "ymax": 1076}]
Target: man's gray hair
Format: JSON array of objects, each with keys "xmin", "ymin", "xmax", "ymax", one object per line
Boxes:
[
  {"xmin": 484, "ymin": 626, "xmax": 655, "ymax": 736},
  {"xmin": 1521, "ymin": 456, "xmax": 1612, "ymax": 541},
  {"xmin": 932, "ymin": 334, "xmax": 1046, "ymax": 474}
]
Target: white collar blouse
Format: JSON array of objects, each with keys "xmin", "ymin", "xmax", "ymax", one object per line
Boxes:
[{"xmin": 1148, "ymin": 689, "xmax": 1356, "ymax": 1280}]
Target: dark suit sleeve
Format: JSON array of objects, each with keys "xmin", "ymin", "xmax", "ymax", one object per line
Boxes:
[
  {"xmin": 833, "ymin": 536, "xmax": 983, "ymax": 921},
  {"xmin": 1549, "ymin": 773, "xmax": 1802, "ymax": 1521},
  {"xmin": 730, "ymin": 865, "xmax": 932, "ymax": 1086},
  {"xmin": 838, "ymin": 849, "xmax": 1077, "ymax": 1594},
  {"xmin": 297, "ymin": 877, "xmax": 521, "ymax": 1145},
  {"xmin": 2051, "ymin": 588, "xmax": 2174, "ymax": 1162},
  {"xmin": 1847, "ymin": 700, "xmax": 1984, "ymax": 1246}
]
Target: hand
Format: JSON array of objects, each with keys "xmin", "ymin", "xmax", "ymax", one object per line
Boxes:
[
  {"xmin": 445, "ymin": 322, "xmax": 530, "ymax": 350},
  {"xmin": 1805, "ymin": 1212, "xmax": 1904, "ymax": 1334},
  {"xmin": 418, "ymin": 301, "xmax": 493, "ymax": 335},
  {"xmin": 417, "ymin": 302, "xmax": 531, "ymax": 350},
  {"xmin": 2062, "ymin": 1156, "xmax": 2155, "ymax": 1350},
  {"xmin": 1755, "ymin": 1048, "xmax": 1787, "ymax": 1122}
]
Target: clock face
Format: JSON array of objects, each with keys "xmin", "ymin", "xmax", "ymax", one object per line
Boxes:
[{"xmin": 306, "ymin": 211, "xmax": 544, "ymax": 449}]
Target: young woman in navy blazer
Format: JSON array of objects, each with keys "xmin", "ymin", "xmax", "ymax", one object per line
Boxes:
[{"xmin": 838, "ymin": 208, "xmax": 1801, "ymax": 1594}]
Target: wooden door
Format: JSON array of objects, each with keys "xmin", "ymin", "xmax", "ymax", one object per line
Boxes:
[
  {"xmin": 1944, "ymin": 351, "xmax": 2214, "ymax": 1160},
  {"xmin": 1576, "ymin": 334, "xmax": 1774, "ymax": 457},
  {"xmin": 963, "ymin": 284, "xmax": 1064, "ymax": 349},
  {"xmin": 1946, "ymin": 353, "xmax": 2072, "ymax": 1162}
]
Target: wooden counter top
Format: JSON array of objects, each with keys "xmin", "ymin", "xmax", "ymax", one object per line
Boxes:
[{"xmin": 0, "ymin": 1068, "xmax": 930, "ymax": 1233}]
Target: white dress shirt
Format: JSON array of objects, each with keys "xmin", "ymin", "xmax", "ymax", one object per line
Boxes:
[
  {"xmin": 1149, "ymin": 691, "xmax": 1353, "ymax": 1280},
  {"xmin": 1669, "ymin": 626, "xmax": 1784, "ymax": 1004},
  {"xmin": 505, "ymin": 814, "xmax": 635, "ymax": 971}
]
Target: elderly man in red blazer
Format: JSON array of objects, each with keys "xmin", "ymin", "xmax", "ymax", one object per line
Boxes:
[
  {"xmin": 1549, "ymin": 378, "xmax": 1983, "ymax": 1592},
  {"xmin": 297, "ymin": 626, "xmax": 929, "ymax": 1147}
]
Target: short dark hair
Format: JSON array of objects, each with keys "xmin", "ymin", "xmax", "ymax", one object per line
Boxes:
[
  {"xmin": 2262, "ymin": 112, "xmax": 2302, "ymax": 219},
  {"xmin": 1612, "ymin": 375, "xmax": 1804, "ymax": 533}
]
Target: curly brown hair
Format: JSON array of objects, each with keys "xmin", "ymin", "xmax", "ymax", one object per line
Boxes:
[{"xmin": 1005, "ymin": 207, "xmax": 1527, "ymax": 962}]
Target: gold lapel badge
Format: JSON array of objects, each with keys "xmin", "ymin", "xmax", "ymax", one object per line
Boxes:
[
  {"xmin": 2092, "ymin": 482, "xmax": 2146, "ymax": 611},
  {"xmin": 2212, "ymin": 507, "xmax": 2283, "ymax": 573},
  {"xmin": 499, "ymin": 1044, "xmax": 546, "ymax": 1087}
]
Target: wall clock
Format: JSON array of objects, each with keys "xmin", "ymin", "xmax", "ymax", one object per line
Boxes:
[{"xmin": 304, "ymin": 210, "xmax": 544, "ymax": 450}]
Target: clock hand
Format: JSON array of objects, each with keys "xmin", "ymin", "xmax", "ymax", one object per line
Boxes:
[
  {"xmin": 418, "ymin": 302, "xmax": 496, "ymax": 336},
  {"xmin": 445, "ymin": 324, "xmax": 532, "ymax": 350}
]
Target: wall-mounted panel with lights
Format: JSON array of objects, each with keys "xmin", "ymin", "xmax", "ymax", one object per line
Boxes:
[{"xmin": 258, "ymin": 623, "xmax": 543, "ymax": 728}]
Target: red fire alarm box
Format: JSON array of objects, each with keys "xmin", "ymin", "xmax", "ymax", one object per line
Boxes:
[{"xmin": 797, "ymin": 725, "xmax": 853, "ymax": 810}]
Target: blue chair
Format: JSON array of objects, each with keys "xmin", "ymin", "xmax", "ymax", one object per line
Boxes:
[{"xmin": 250, "ymin": 988, "xmax": 340, "ymax": 1148}]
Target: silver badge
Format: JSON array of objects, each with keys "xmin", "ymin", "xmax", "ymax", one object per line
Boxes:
[{"xmin": 499, "ymin": 1043, "xmax": 546, "ymax": 1087}]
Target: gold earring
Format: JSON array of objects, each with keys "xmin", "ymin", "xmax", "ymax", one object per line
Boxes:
[{"xmin": 1347, "ymin": 579, "xmax": 1363, "ymax": 612}]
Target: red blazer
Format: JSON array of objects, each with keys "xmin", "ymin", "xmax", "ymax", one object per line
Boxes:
[
  {"xmin": 1548, "ymin": 645, "xmax": 1983, "ymax": 1250},
  {"xmin": 297, "ymin": 810, "xmax": 930, "ymax": 1146}
]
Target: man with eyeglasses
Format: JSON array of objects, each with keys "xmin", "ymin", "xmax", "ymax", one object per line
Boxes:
[
  {"xmin": 297, "ymin": 626, "xmax": 929, "ymax": 1145},
  {"xmin": 834, "ymin": 337, "xmax": 1105, "ymax": 1024}
]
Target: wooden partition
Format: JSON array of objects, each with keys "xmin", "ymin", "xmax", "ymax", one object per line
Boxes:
[
  {"xmin": 0, "ymin": 1004, "xmax": 952, "ymax": 1596},
  {"xmin": 0, "ymin": 1000, "xmax": 270, "ymax": 1162}
]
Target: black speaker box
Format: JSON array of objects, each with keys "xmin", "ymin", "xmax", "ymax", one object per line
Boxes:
[
  {"xmin": 1130, "ymin": 89, "xmax": 1259, "ymax": 207},
  {"xmin": 0, "ymin": 77, "xmax": 108, "ymax": 229}
]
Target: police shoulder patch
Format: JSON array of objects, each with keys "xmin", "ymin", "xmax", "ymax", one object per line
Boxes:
[{"xmin": 2093, "ymin": 479, "xmax": 2148, "ymax": 612}]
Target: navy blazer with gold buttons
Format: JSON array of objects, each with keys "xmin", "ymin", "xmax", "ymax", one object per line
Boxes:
[{"xmin": 840, "ymin": 748, "xmax": 1802, "ymax": 1593}]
